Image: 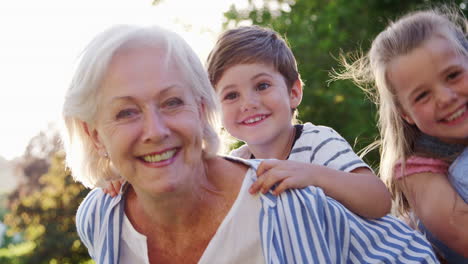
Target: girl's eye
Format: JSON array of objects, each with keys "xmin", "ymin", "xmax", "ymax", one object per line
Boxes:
[
  {"xmin": 163, "ymin": 97, "xmax": 183, "ymax": 108},
  {"xmin": 116, "ymin": 109, "xmax": 138, "ymax": 119},
  {"xmin": 256, "ymin": 82, "xmax": 270, "ymax": 91},
  {"xmin": 414, "ymin": 91, "xmax": 429, "ymax": 103},
  {"xmin": 223, "ymin": 92, "xmax": 239, "ymax": 101}
]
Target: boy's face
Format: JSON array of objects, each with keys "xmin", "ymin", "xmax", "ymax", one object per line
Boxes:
[{"xmin": 216, "ymin": 63, "xmax": 302, "ymax": 146}]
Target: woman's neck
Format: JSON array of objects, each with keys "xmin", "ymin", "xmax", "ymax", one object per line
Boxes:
[
  {"xmin": 125, "ymin": 157, "xmax": 245, "ymax": 233},
  {"xmin": 248, "ymin": 125, "xmax": 296, "ymax": 159}
]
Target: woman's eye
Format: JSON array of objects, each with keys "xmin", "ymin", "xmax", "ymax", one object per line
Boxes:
[
  {"xmin": 414, "ymin": 91, "xmax": 429, "ymax": 102},
  {"xmin": 447, "ymin": 70, "xmax": 461, "ymax": 81},
  {"xmin": 116, "ymin": 109, "xmax": 138, "ymax": 119},
  {"xmin": 256, "ymin": 82, "xmax": 270, "ymax": 91},
  {"xmin": 223, "ymin": 92, "xmax": 239, "ymax": 101},
  {"xmin": 163, "ymin": 97, "xmax": 183, "ymax": 108}
]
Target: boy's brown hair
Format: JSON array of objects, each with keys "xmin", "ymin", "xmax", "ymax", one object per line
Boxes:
[{"xmin": 206, "ymin": 25, "xmax": 301, "ymax": 92}]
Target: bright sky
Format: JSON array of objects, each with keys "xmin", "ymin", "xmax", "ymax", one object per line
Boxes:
[{"xmin": 0, "ymin": 0, "xmax": 249, "ymax": 160}]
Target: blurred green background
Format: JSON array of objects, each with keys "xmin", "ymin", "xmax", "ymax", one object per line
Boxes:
[{"xmin": 1, "ymin": 0, "xmax": 466, "ymax": 263}]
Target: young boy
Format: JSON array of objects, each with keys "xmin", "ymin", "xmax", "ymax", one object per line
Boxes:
[{"xmin": 206, "ymin": 25, "xmax": 391, "ymax": 219}]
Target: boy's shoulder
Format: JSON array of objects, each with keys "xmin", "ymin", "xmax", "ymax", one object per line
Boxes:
[{"xmin": 299, "ymin": 122, "xmax": 341, "ymax": 139}]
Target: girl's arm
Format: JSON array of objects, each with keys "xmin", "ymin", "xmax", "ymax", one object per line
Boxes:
[
  {"xmin": 250, "ymin": 159, "xmax": 392, "ymax": 219},
  {"xmin": 399, "ymin": 172, "xmax": 468, "ymax": 257}
]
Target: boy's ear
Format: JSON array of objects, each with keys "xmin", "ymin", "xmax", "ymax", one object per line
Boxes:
[
  {"xmin": 289, "ymin": 80, "xmax": 303, "ymax": 109},
  {"xmin": 82, "ymin": 121, "xmax": 108, "ymax": 157}
]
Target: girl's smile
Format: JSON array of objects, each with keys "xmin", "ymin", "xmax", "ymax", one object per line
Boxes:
[{"xmin": 388, "ymin": 35, "xmax": 468, "ymax": 144}]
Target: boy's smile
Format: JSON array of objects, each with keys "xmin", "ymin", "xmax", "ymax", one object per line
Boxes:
[
  {"xmin": 240, "ymin": 114, "xmax": 270, "ymax": 125},
  {"xmin": 216, "ymin": 63, "xmax": 302, "ymax": 154}
]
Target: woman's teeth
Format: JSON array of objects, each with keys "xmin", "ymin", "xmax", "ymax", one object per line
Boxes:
[{"xmin": 142, "ymin": 149, "xmax": 176, "ymax": 162}]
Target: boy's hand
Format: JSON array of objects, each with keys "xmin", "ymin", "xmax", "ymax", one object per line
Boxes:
[
  {"xmin": 102, "ymin": 179, "xmax": 126, "ymax": 197},
  {"xmin": 249, "ymin": 160, "xmax": 318, "ymax": 195}
]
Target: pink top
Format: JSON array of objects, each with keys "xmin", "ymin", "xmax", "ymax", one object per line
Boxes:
[{"xmin": 394, "ymin": 156, "xmax": 449, "ymax": 179}]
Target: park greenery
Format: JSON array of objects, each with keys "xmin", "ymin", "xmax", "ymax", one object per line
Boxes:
[{"xmin": 0, "ymin": 0, "xmax": 465, "ymax": 263}]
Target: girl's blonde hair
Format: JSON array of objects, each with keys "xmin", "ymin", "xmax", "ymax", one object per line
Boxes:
[
  {"xmin": 61, "ymin": 25, "xmax": 222, "ymax": 188},
  {"xmin": 336, "ymin": 6, "xmax": 467, "ymax": 216}
]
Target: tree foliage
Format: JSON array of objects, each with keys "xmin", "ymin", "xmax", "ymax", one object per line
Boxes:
[
  {"xmin": 223, "ymin": 0, "xmax": 466, "ymax": 167},
  {"xmin": 3, "ymin": 129, "xmax": 91, "ymax": 264}
]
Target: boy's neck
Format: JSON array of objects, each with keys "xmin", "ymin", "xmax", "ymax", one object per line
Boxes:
[{"xmin": 248, "ymin": 125, "xmax": 296, "ymax": 160}]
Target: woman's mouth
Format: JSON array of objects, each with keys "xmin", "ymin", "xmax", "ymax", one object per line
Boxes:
[{"xmin": 140, "ymin": 148, "xmax": 178, "ymax": 163}]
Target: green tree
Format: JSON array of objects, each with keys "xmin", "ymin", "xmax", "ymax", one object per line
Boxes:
[
  {"xmin": 224, "ymin": 0, "xmax": 466, "ymax": 167},
  {"xmin": 3, "ymin": 129, "xmax": 91, "ymax": 264}
]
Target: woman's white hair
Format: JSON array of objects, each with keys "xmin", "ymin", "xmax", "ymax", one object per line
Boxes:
[{"xmin": 61, "ymin": 25, "xmax": 222, "ymax": 188}]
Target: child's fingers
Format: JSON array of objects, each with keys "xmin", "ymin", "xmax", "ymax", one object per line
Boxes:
[
  {"xmin": 257, "ymin": 160, "xmax": 279, "ymax": 175},
  {"xmin": 260, "ymin": 172, "xmax": 288, "ymax": 194},
  {"xmin": 250, "ymin": 170, "xmax": 287, "ymax": 195},
  {"xmin": 249, "ymin": 176, "xmax": 265, "ymax": 194},
  {"xmin": 273, "ymin": 178, "xmax": 296, "ymax": 195},
  {"xmin": 110, "ymin": 180, "xmax": 124, "ymax": 194}
]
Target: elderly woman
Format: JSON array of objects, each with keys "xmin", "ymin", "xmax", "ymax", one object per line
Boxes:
[{"xmin": 62, "ymin": 25, "xmax": 438, "ymax": 263}]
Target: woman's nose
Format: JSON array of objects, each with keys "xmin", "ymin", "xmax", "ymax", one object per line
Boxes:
[{"xmin": 142, "ymin": 110, "xmax": 170, "ymax": 143}]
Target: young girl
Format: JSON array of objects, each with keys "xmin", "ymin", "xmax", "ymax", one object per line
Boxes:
[
  {"xmin": 337, "ymin": 6, "xmax": 468, "ymax": 262},
  {"xmin": 105, "ymin": 25, "xmax": 392, "ymax": 220}
]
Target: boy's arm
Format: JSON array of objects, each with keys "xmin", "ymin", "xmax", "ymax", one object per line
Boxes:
[
  {"xmin": 399, "ymin": 172, "xmax": 468, "ymax": 257},
  {"xmin": 252, "ymin": 160, "xmax": 391, "ymax": 218}
]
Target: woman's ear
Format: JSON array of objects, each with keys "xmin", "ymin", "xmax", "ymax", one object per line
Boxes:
[
  {"xmin": 82, "ymin": 121, "xmax": 108, "ymax": 157},
  {"xmin": 289, "ymin": 80, "xmax": 303, "ymax": 109}
]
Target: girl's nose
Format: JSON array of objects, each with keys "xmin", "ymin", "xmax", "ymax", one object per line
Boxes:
[
  {"xmin": 436, "ymin": 86, "xmax": 457, "ymax": 108},
  {"xmin": 142, "ymin": 110, "xmax": 170, "ymax": 143}
]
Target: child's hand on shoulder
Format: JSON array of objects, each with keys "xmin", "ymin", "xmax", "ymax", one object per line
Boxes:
[
  {"xmin": 102, "ymin": 179, "xmax": 126, "ymax": 197},
  {"xmin": 249, "ymin": 160, "xmax": 317, "ymax": 195}
]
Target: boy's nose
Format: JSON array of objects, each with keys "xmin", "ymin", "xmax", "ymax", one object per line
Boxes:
[
  {"xmin": 142, "ymin": 110, "xmax": 170, "ymax": 143},
  {"xmin": 240, "ymin": 94, "xmax": 259, "ymax": 112}
]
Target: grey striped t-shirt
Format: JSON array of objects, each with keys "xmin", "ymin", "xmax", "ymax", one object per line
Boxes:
[{"xmin": 230, "ymin": 122, "xmax": 369, "ymax": 172}]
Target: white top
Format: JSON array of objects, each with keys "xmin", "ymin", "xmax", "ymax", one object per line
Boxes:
[
  {"xmin": 119, "ymin": 167, "xmax": 264, "ymax": 264},
  {"xmin": 120, "ymin": 214, "xmax": 149, "ymax": 264}
]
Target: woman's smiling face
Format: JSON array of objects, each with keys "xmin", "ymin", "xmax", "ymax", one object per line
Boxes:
[{"xmin": 89, "ymin": 44, "xmax": 205, "ymax": 195}]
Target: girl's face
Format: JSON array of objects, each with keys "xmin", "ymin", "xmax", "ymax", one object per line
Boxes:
[
  {"xmin": 388, "ymin": 35, "xmax": 468, "ymax": 144},
  {"xmin": 215, "ymin": 63, "xmax": 302, "ymax": 147}
]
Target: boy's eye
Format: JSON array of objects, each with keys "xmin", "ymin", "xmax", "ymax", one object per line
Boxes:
[
  {"xmin": 414, "ymin": 91, "xmax": 429, "ymax": 103},
  {"xmin": 223, "ymin": 92, "xmax": 239, "ymax": 101},
  {"xmin": 256, "ymin": 82, "xmax": 270, "ymax": 91},
  {"xmin": 116, "ymin": 109, "xmax": 138, "ymax": 119},
  {"xmin": 163, "ymin": 97, "xmax": 183, "ymax": 108}
]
